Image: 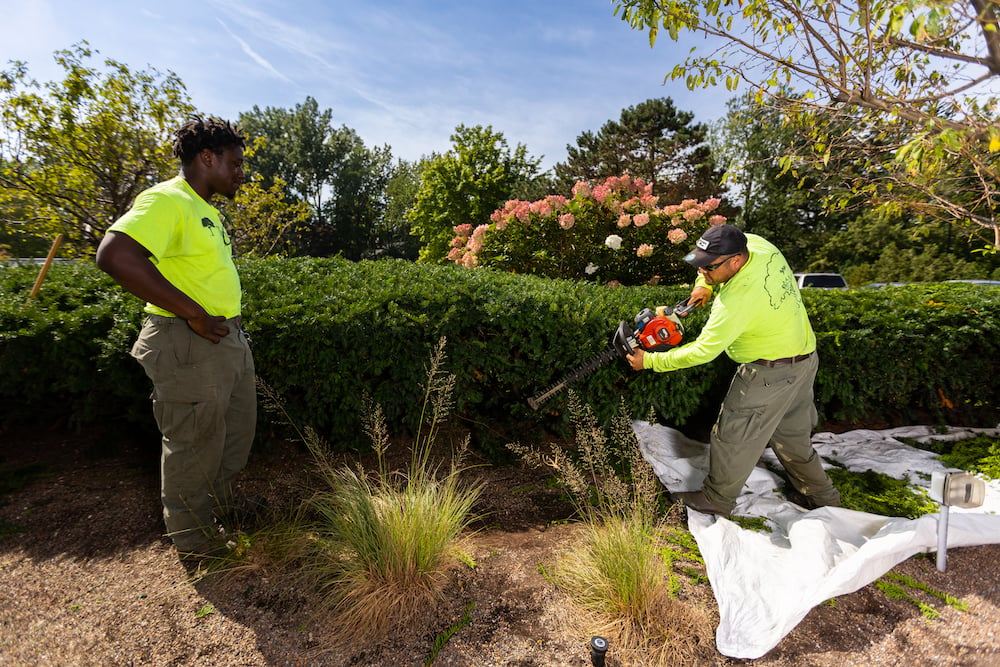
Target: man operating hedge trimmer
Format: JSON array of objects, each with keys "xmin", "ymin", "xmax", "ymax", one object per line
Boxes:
[{"xmin": 627, "ymin": 224, "xmax": 841, "ymax": 517}]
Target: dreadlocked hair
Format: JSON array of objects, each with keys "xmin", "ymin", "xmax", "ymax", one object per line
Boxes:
[{"xmin": 171, "ymin": 116, "xmax": 246, "ymax": 164}]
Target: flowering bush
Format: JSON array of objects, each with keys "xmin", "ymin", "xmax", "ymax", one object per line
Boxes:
[{"xmin": 447, "ymin": 174, "xmax": 725, "ymax": 286}]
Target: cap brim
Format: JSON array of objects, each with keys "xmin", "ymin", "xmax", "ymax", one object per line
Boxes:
[{"xmin": 683, "ymin": 249, "xmax": 720, "ymax": 268}]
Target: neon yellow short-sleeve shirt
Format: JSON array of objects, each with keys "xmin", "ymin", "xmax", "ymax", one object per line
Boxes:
[{"xmin": 109, "ymin": 176, "xmax": 242, "ymax": 319}]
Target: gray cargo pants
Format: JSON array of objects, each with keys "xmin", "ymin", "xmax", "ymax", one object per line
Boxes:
[
  {"xmin": 702, "ymin": 353, "xmax": 840, "ymax": 513},
  {"xmin": 130, "ymin": 314, "xmax": 256, "ymax": 552}
]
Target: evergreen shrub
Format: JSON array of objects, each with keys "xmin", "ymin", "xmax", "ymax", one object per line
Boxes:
[{"xmin": 1, "ymin": 260, "xmax": 996, "ymax": 453}]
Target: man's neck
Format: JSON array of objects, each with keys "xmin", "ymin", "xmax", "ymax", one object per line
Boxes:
[{"xmin": 179, "ymin": 169, "xmax": 212, "ymax": 203}]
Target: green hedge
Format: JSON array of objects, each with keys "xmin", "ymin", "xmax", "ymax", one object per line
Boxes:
[
  {"xmin": 0, "ymin": 261, "xmax": 150, "ymax": 429},
  {"xmin": 236, "ymin": 257, "xmax": 721, "ymax": 451},
  {"xmin": 804, "ymin": 285, "xmax": 999, "ymax": 426},
  {"xmin": 2, "ymin": 259, "xmax": 997, "ymax": 453}
]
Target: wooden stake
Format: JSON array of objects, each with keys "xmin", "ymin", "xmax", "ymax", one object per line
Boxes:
[{"xmin": 26, "ymin": 233, "xmax": 64, "ymax": 301}]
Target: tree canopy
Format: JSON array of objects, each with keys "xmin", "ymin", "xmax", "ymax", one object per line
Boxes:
[
  {"xmin": 554, "ymin": 97, "xmax": 725, "ymax": 204},
  {"xmin": 237, "ymin": 98, "xmax": 394, "ymax": 259},
  {"xmin": 238, "ymin": 97, "xmax": 349, "ymax": 212},
  {"xmin": 219, "ymin": 173, "xmax": 311, "ymax": 259},
  {"xmin": 0, "ymin": 43, "xmax": 194, "ymax": 255},
  {"xmin": 408, "ymin": 125, "xmax": 541, "ymax": 263},
  {"xmin": 376, "ymin": 158, "xmax": 425, "ymax": 260},
  {"xmin": 614, "ymin": 0, "xmax": 1000, "ymax": 251},
  {"xmin": 711, "ymin": 95, "xmax": 852, "ymax": 269}
]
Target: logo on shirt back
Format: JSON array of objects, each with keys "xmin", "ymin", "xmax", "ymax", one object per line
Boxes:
[
  {"xmin": 763, "ymin": 258, "xmax": 797, "ymax": 310},
  {"xmin": 201, "ymin": 217, "xmax": 231, "ymax": 246}
]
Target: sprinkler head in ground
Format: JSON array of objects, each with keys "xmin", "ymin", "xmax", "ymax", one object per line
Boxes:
[{"xmin": 590, "ymin": 636, "xmax": 608, "ymax": 666}]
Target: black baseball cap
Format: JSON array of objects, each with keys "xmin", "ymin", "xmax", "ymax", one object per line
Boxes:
[{"xmin": 683, "ymin": 224, "xmax": 747, "ymax": 268}]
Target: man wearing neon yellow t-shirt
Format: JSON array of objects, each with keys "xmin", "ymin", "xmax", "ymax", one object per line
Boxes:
[
  {"xmin": 96, "ymin": 117, "xmax": 256, "ymax": 559},
  {"xmin": 627, "ymin": 224, "xmax": 840, "ymax": 516}
]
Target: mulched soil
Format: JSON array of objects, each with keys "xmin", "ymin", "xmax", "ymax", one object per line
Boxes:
[{"xmin": 1, "ymin": 421, "xmax": 999, "ymax": 666}]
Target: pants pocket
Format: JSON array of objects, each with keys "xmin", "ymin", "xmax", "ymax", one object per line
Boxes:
[
  {"xmin": 152, "ymin": 364, "xmax": 218, "ymax": 403},
  {"xmin": 130, "ymin": 340, "xmax": 159, "ymax": 375},
  {"xmin": 153, "ymin": 397, "xmax": 221, "ymax": 444},
  {"xmin": 716, "ymin": 404, "xmax": 765, "ymax": 444}
]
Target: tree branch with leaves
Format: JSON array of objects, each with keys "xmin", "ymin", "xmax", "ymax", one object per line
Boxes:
[
  {"xmin": 614, "ymin": 0, "xmax": 1000, "ymax": 250},
  {"xmin": 0, "ymin": 43, "xmax": 194, "ymax": 255}
]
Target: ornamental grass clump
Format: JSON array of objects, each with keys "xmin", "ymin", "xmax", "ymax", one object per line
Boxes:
[
  {"xmin": 509, "ymin": 392, "xmax": 662, "ymax": 525},
  {"xmin": 555, "ymin": 516, "xmax": 715, "ymax": 666},
  {"xmin": 447, "ymin": 174, "xmax": 725, "ymax": 286},
  {"xmin": 508, "ymin": 393, "xmax": 715, "ymax": 664},
  {"xmin": 301, "ymin": 338, "xmax": 481, "ymax": 644}
]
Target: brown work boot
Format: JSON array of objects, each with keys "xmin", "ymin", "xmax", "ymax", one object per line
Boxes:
[
  {"xmin": 785, "ymin": 487, "xmax": 841, "ymax": 510},
  {"xmin": 675, "ymin": 490, "xmax": 731, "ymax": 517}
]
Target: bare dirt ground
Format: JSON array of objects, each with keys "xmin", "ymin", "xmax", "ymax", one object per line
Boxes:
[{"xmin": 1, "ymin": 422, "xmax": 999, "ymax": 666}]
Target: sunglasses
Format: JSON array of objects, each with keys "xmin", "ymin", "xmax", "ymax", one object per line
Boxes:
[{"xmin": 702, "ymin": 255, "xmax": 735, "ymax": 272}]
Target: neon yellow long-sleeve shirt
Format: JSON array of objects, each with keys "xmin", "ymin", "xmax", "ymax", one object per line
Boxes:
[{"xmin": 643, "ymin": 233, "xmax": 815, "ymax": 372}]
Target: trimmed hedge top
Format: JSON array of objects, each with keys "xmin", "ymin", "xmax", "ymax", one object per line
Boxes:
[{"xmin": 2, "ymin": 259, "xmax": 997, "ymax": 452}]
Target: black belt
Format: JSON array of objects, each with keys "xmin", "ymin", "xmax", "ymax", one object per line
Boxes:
[{"xmin": 751, "ymin": 351, "xmax": 814, "ymax": 367}]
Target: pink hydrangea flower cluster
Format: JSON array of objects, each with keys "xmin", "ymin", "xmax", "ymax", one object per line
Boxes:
[
  {"xmin": 448, "ymin": 174, "xmax": 727, "ymax": 284},
  {"xmin": 448, "ymin": 223, "xmax": 489, "ymax": 267}
]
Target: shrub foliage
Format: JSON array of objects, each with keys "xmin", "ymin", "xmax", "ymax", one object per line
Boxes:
[
  {"xmin": 448, "ymin": 175, "xmax": 726, "ymax": 286},
  {"xmin": 2, "ymin": 259, "xmax": 997, "ymax": 452}
]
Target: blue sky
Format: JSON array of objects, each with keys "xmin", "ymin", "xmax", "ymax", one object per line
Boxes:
[{"xmin": 1, "ymin": 0, "xmax": 733, "ymax": 171}]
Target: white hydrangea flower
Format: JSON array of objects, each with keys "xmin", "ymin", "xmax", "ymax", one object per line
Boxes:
[
  {"xmin": 604, "ymin": 234, "xmax": 623, "ymax": 250},
  {"xmin": 585, "ymin": 262, "xmax": 599, "ymax": 275}
]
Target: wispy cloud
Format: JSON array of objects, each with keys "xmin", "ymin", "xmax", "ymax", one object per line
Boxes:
[
  {"xmin": 217, "ymin": 19, "xmax": 293, "ymax": 84},
  {"xmin": 210, "ymin": 0, "xmax": 347, "ymax": 74},
  {"xmin": 0, "ymin": 0, "xmax": 731, "ymax": 170},
  {"xmin": 208, "ymin": 1, "xmax": 395, "ymax": 114}
]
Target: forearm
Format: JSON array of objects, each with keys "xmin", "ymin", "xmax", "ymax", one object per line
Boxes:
[
  {"xmin": 643, "ymin": 337, "xmax": 724, "ymax": 372},
  {"xmin": 644, "ymin": 301, "xmax": 740, "ymax": 372}
]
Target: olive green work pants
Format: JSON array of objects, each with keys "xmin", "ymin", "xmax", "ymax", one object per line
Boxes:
[
  {"xmin": 130, "ymin": 314, "xmax": 256, "ymax": 552},
  {"xmin": 701, "ymin": 353, "xmax": 840, "ymax": 513}
]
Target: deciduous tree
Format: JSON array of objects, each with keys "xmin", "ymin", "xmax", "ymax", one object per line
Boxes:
[
  {"xmin": 614, "ymin": 0, "xmax": 1000, "ymax": 251},
  {"xmin": 712, "ymin": 95, "xmax": 851, "ymax": 269},
  {"xmin": 219, "ymin": 174, "xmax": 311, "ymax": 258},
  {"xmin": 376, "ymin": 158, "xmax": 425, "ymax": 260},
  {"xmin": 238, "ymin": 98, "xmax": 393, "ymax": 259},
  {"xmin": 0, "ymin": 43, "xmax": 194, "ymax": 255},
  {"xmin": 319, "ymin": 141, "xmax": 393, "ymax": 260},
  {"xmin": 238, "ymin": 97, "xmax": 345, "ymax": 212},
  {"xmin": 408, "ymin": 125, "xmax": 541, "ymax": 263}
]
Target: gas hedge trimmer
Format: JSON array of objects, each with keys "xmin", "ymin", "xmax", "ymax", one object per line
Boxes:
[{"xmin": 527, "ymin": 299, "xmax": 693, "ymax": 411}]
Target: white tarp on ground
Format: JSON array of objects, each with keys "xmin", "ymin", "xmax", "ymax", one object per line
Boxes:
[{"xmin": 633, "ymin": 422, "xmax": 1000, "ymax": 659}]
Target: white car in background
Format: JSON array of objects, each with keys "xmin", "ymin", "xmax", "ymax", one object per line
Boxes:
[
  {"xmin": 944, "ymin": 279, "xmax": 1000, "ymax": 286},
  {"xmin": 794, "ymin": 273, "xmax": 848, "ymax": 289}
]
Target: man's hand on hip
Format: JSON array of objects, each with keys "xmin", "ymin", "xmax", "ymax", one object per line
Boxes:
[{"xmin": 187, "ymin": 314, "xmax": 230, "ymax": 343}]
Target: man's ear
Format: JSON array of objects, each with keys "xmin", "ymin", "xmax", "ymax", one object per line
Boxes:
[{"xmin": 199, "ymin": 148, "xmax": 216, "ymax": 167}]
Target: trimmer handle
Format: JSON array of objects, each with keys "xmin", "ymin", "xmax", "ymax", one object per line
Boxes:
[
  {"xmin": 673, "ymin": 297, "xmax": 696, "ymax": 317},
  {"xmin": 610, "ymin": 321, "xmax": 639, "ymax": 358}
]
